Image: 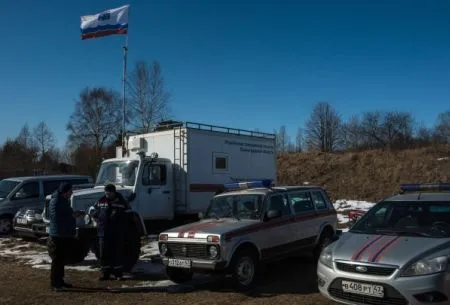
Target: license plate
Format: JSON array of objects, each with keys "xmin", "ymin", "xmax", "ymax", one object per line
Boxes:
[
  {"xmin": 168, "ymin": 258, "xmax": 192, "ymax": 269},
  {"xmin": 45, "ymin": 227, "xmax": 50, "ymax": 234},
  {"xmin": 342, "ymin": 280, "xmax": 384, "ymax": 298},
  {"xmin": 16, "ymin": 218, "xmax": 27, "ymax": 224}
]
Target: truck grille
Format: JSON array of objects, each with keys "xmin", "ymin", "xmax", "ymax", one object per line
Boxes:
[
  {"xmin": 166, "ymin": 243, "xmax": 210, "ymax": 259},
  {"xmin": 335, "ymin": 262, "xmax": 396, "ymax": 276},
  {"xmin": 328, "ymin": 278, "xmax": 408, "ymax": 305}
]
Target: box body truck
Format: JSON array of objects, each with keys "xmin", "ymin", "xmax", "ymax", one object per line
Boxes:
[{"xmin": 43, "ymin": 121, "xmax": 277, "ymax": 270}]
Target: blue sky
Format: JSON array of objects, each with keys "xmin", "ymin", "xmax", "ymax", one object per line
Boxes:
[{"xmin": 1, "ymin": 0, "xmax": 450, "ymax": 148}]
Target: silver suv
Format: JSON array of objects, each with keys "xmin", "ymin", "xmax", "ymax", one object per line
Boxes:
[
  {"xmin": 318, "ymin": 182, "xmax": 450, "ymax": 305},
  {"xmin": 158, "ymin": 180, "xmax": 338, "ymax": 289}
]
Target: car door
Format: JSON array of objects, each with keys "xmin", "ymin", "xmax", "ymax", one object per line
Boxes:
[
  {"xmin": 310, "ymin": 189, "xmax": 337, "ymax": 236},
  {"xmin": 255, "ymin": 193, "xmax": 296, "ymax": 260},
  {"xmin": 289, "ymin": 190, "xmax": 318, "ymax": 250}
]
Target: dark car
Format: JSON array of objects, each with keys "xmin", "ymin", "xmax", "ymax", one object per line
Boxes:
[{"xmin": 13, "ymin": 183, "xmax": 94, "ymax": 239}]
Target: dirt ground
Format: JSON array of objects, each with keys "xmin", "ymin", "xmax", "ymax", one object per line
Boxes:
[{"xmin": 0, "ymin": 250, "xmax": 338, "ymax": 305}]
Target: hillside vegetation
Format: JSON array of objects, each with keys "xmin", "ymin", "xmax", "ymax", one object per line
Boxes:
[{"xmin": 277, "ymin": 145, "xmax": 450, "ymax": 202}]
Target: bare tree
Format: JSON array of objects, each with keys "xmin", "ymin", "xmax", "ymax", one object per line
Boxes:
[
  {"xmin": 33, "ymin": 121, "xmax": 55, "ymax": 158},
  {"xmin": 434, "ymin": 110, "xmax": 450, "ymax": 144},
  {"xmin": 128, "ymin": 60, "xmax": 171, "ymax": 132},
  {"xmin": 359, "ymin": 110, "xmax": 415, "ymax": 149},
  {"xmin": 304, "ymin": 101, "xmax": 342, "ymax": 152},
  {"xmin": 66, "ymin": 87, "xmax": 122, "ymax": 155},
  {"xmin": 275, "ymin": 125, "xmax": 289, "ymax": 152},
  {"xmin": 295, "ymin": 127, "xmax": 303, "ymax": 152},
  {"xmin": 342, "ymin": 115, "xmax": 363, "ymax": 150},
  {"xmin": 16, "ymin": 124, "xmax": 35, "ymax": 149}
]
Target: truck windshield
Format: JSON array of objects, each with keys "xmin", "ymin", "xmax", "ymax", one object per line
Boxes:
[
  {"xmin": 95, "ymin": 160, "xmax": 139, "ymax": 187},
  {"xmin": 205, "ymin": 194, "xmax": 264, "ymax": 220},
  {"xmin": 0, "ymin": 179, "xmax": 20, "ymax": 199},
  {"xmin": 350, "ymin": 201, "xmax": 450, "ymax": 238}
]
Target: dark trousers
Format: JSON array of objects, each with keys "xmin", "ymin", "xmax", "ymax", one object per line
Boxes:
[
  {"xmin": 47, "ymin": 236, "xmax": 73, "ymax": 287},
  {"xmin": 99, "ymin": 234, "xmax": 125, "ymax": 277}
]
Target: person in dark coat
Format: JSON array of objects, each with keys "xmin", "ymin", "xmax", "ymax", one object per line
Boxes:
[
  {"xmin": 47, "ymin": 182, "xmax": 84, "ymax": 291},
  {"xmin": 91, "ymin": 184, "xmax": 131, "ymax": 280}
]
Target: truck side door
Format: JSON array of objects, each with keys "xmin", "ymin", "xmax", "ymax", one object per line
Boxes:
[{"xmin": 137, "ymin": 162, "xmax": 174, "ymax": 220}]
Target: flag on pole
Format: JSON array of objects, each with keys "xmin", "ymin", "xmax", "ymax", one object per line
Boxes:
[{"xmin": 80, "ymin": 4, "xmax": 129, "ymax": 40}]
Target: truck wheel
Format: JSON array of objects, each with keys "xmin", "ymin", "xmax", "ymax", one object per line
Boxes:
[
  {"xmin": 165, "ymin": 266, "xmax": 193, "ymax": 284},
  {"xmin": 123, "ymin": 218, "xmax": 141, "ymax": 272},
  {"xmin": 0, "ymin": 216, "xmax": 12, "ymax": 235},
  {"xmin": 89, "ymin": 239, "xmax": 100, "ymax": 259},
  {"xmin": 230, "ymin": 249, "xmax": 259, "ymax": 290},
  {"xmin": 123, "ymin": 237, "xmax": 141, "ymax": 272}
]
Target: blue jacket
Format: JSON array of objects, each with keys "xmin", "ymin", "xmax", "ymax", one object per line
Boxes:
[{"xmin": 48, "ymin": 190, "xmax": 76, "ymax": 238}]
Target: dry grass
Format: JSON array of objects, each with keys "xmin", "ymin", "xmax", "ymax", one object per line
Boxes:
[{"xmin": 277, "ymin": 145, "xmax": 450, "ymax": 202}]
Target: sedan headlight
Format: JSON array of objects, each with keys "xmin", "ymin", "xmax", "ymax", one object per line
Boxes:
[
  {"xmin": 401, "ymin": 256, "xmax": 448, "ymax": 277},
  {"xmin": 319, "ymin": 247, "xmax": 333, "ymax": 269}
]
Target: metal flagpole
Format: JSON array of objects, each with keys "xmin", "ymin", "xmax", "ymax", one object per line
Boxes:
[{"xmin": 122, "ymin": 35, "xmax": 128, "ymax": 156}]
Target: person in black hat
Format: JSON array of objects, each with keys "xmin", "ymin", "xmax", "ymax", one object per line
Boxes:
[
  {"xmin": 90, "ymin": 184, "xmax": 131, "ymax": 280},
  {"xmin": 47, "ymin": 182, "xmax": 84, "ymax": 291}
]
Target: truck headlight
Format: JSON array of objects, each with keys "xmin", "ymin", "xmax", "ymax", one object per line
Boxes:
[
  {"xmin": 209, "ymin": 245, "xmax": 219, "ymax": 258},
  {"xmin": 319, "ymin": 247, "xmax": 333, "ymax": 269},
  {"xmin": 401, "ymin": 256, "xmax": 448, "ymax": 277},
  {"xmin": 160, "ymin": 243, "xmax": 168, "ymax": 256}
]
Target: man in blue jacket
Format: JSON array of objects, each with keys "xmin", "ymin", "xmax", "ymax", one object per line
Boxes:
[{"xmin": 47, "ymin": 182, "xmax": 83, "ymax": 291}]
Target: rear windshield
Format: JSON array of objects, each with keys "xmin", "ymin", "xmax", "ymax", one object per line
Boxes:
[
  {"xmin": 350, "ymin": 201, "xmax": 450, "ymax": 238},
  {"xmin": 0, "ymin": 180, "xmax": 20, "ymax": 198}
]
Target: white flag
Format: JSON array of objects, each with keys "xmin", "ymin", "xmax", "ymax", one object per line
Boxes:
[{"xmin": 80, "ymin": 5, "xmax": 129, "ymax": 40}]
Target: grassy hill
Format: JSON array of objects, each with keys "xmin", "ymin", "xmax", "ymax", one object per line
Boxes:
[{"xmin": 277, "ymin": 145, "xmax": 450, "ymax": 203}]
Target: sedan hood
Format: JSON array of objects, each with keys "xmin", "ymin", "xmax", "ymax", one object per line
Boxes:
[{"xmin": 332, "ymin": 232, "xmax": 450, "ymax": 266}]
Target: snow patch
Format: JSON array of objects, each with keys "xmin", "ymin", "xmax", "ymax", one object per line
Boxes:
[{"xmin": 334, "ymin": 199, "xmax": 375, "ymax": 213}]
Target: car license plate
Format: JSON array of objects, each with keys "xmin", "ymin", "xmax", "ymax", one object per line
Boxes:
[
  {"xmin": 342, "ymin": 280, "xmax": 384, "ymax": 298},
  {"xmin": 45, "ymin": 226, "xmax": 50, "ymax": 234},
  {"xmin": 16, "ymin": 218, "xmax": 27, "ymax": 225},
  {"xmin": 168, "ymin": 258, "xmax": 191, "ymax": 269}
]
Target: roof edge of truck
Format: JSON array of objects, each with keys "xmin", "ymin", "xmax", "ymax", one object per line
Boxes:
[{"xmin": 126, "ymin": 121, "xmax": 276, "ymax": 139}]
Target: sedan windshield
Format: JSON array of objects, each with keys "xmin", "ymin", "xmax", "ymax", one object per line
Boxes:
[
  {"xmin": 350, "ymin": 201, "xmax": 450, "ymax": 238},
  {"xmin": 205, "ymin": 194, "xmax": 264, "ymax": 220},
  {"xmin": 0, "ymin": 179, "xmax": 20, "ymax": 199}
]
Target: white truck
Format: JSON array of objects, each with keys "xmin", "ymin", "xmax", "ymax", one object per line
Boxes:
[{"xmin": 44, "ymin": 121, "xmax": 277, "ymax": 271}]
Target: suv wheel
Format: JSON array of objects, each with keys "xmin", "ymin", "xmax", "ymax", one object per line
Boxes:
[
  {"xmin": 230, "ymin": 249, "xmax": 259, "ymax": 290},
  {"xmin": 0, "ymin": 216, "xmax": 12, "ymax": 235},
  {"xmin": 165, "ymin": 266, "xmax": 193, "ymax": 284}
]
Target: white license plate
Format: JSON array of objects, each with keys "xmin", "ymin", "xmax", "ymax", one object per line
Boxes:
[
  {"xmin": 342, "ymin": 280, "xmax": 384, "ymax": 298},
  {"xmin": 168, "ymin": 258, "xmax": 192, "ymax": 269},
  {"xmin": 45, "ymin": 227, "xmax": 50, "ymax": 233},
  {"xmin": 16, "ymin": 218, "xmax": 27, "ymax": 224}
]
